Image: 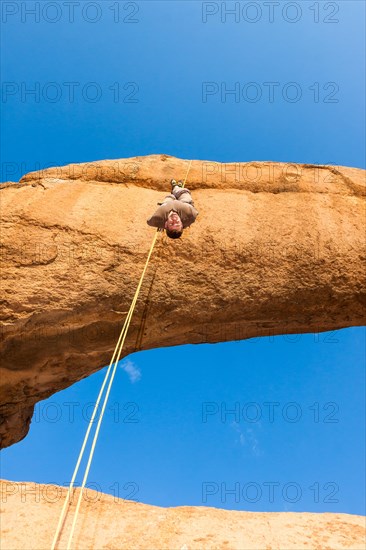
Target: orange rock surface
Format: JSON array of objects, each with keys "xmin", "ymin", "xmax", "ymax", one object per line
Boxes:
[
  {"xmin": 1, "ymin": 480, "xmax": 365, "ymax": 550},
  {"xmin": 1, "ymin": 155, "xmax": 365, "ymax": 448}
]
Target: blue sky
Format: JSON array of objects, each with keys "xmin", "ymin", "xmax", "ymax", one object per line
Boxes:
[{"xmin": 1, "ymin": 1, "xmax": 365, "ymax": 516}]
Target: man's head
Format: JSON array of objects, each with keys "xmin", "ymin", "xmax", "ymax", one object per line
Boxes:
[{"xmin": 165, "ymin": 211, "xmax": 183, "ymax": 239}]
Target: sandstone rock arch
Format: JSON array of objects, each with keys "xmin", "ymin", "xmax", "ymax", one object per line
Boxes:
[{"xmin": 1, "ymin": 155, "xmax": 365, "ymax": 448}]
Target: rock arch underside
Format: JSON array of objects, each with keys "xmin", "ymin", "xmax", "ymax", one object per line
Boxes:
[{"xmin": 1, "ymin": 155, "xmax": 365, "ymax": 450}]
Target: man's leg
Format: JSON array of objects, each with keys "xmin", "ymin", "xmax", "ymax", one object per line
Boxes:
[
  {"xmin": 158, "ymin": 194, "xmax": 175, "ymax": 206},
  {"xmin": 172, "ymin": 186, "xmax": 194, "ymax": 205}
]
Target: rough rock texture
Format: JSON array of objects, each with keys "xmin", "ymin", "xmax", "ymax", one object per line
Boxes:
[
  {"xmin": 1, "ymin": 155, "xmax": 365, "ymax": 449},
  {"xmin": 1, "ymin": 480, "xmax": 365, "ymax": 550}
]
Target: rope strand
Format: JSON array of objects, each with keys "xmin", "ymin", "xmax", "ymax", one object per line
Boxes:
[
  {"xmin": 50, "ymin": 304, "xmax": 134, "ymax": 550},
  {"xmin": 65, "ymin": 230, "xmax": 159, "ymax": 549},
  {"xmin": 183, "ymin": 159, "xmax": 192, "ymax": 188},
  {"xmin": 51, "ymin": 159, "xmax": 192, "ymax": 549}
]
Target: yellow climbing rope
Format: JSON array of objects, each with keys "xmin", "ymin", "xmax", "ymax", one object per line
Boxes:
[
  {"xmin": 51, "ymin": 159, "xmax": 192, "ymax": 550},
  {"xmin": 182, "ymin": 159, "xmax": 192, "ymax": 188}
]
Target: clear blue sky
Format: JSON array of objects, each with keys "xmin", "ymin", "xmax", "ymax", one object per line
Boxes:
[{"xmin": 1, "ymin": 1, "xmax": 365, "ymax": 516}]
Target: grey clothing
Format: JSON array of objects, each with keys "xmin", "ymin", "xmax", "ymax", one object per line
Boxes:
[{"xmin": 147, "ymin": 186, "xmax": 199, "ymax": 229}]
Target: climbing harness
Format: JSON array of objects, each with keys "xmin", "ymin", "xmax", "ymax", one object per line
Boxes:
[{"xmin": 51, "ymin": 159, "xmax": 192, "ymax": 550}]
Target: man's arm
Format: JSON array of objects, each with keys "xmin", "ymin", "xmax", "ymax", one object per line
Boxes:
[
  {"xmin": 147, "ymin": 212, "xmax": 163, "ymax": 228},
  {"xmin": 146, "ymin": 202, "xmax": 172, "ymax": 228}
]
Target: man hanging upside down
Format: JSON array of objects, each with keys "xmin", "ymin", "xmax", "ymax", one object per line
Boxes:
[{"xmin": 146, "ymin": 179, "xmax": 199, "ymax": 239}]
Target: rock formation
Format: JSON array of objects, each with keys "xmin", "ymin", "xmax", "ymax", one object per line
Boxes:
[
  {"xmin": 1, "ymin": 155, "xmax": 365, "ymax": 448},
  {"xmin": 1, "ymin": 480, "xmax": 365, "ymax": 549}
]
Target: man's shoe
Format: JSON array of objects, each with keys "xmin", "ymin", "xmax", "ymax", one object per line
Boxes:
[{"xmin": 171, "ymin": 179, "xmax": 183, "ymax": 190}]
